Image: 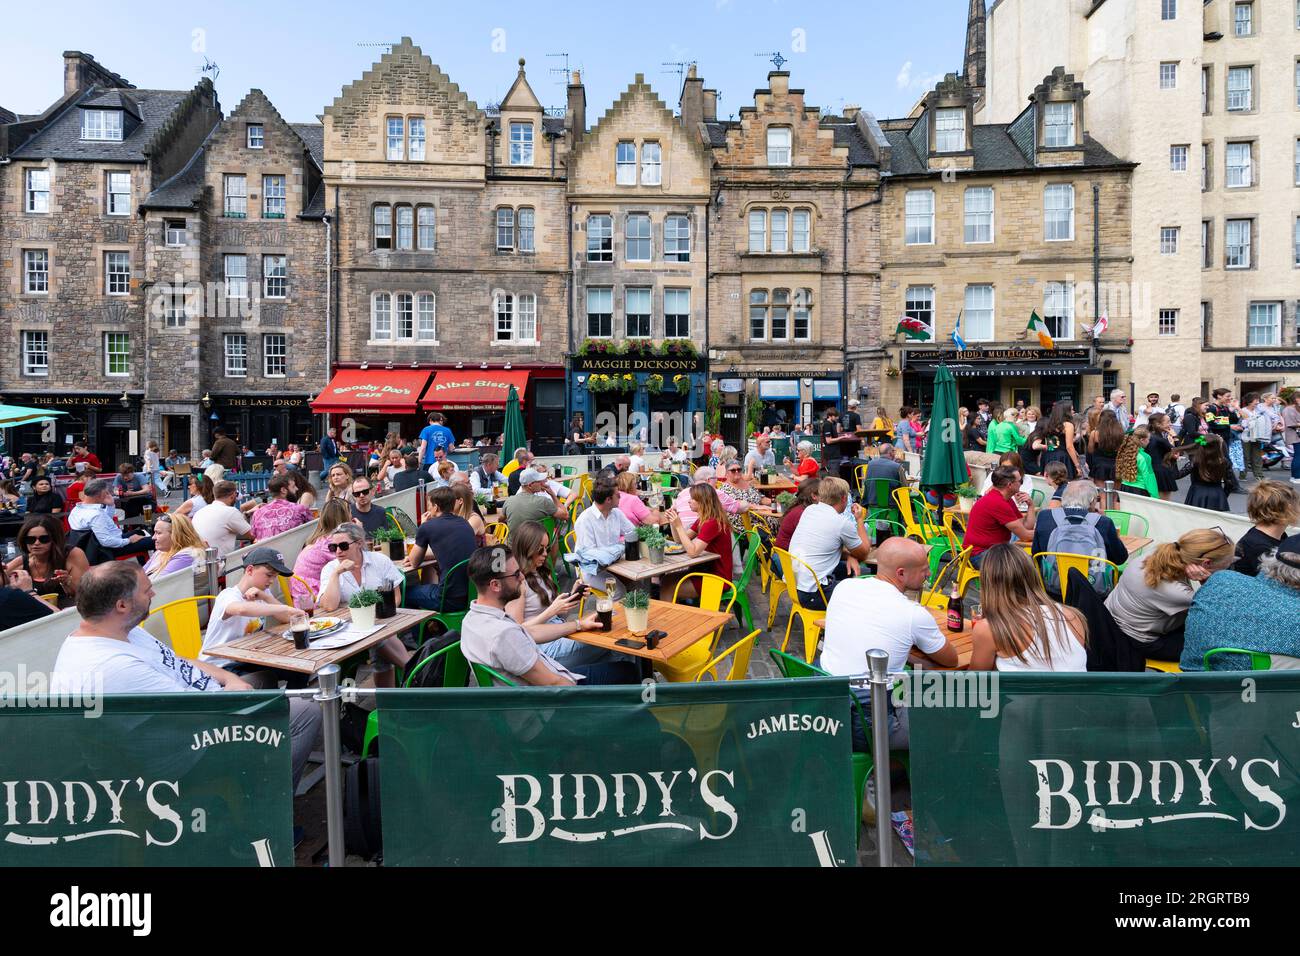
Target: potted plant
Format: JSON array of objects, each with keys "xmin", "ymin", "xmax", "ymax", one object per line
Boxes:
[
  {"xmin": 643, "ymin": 527, "xmax": 667, "ymax": 564},
  {"xmin": 372, "ymin": 525, "xmax": 407, "ymax": 561},
  {"xmin": 635, "ymin": 523, "xmax": 656, "ymax": 559},
  {"xmin": 475, "ymin": 491, "xmax": 496, "ymax": 518},
  {"xmin": 955, "ymin": 481, "xmax": 980, "ymax": 513},
  {"xmin": 622, "ymin": 588, "xmax": 651, "ymax": 635},
  {"xmin": 672, "ymin": 374, "xmax": 691, "ymax": 395},
  {"xmin": 645, "ymin": 373, "xmax": 665, "ymax": 395},
  {"xmin": 348, "ymin": 589, "xmax": 382, "ymax": 630},
  {"xmin": 775, "ymin": 491, "xmax": 797, "ymax": 517}
]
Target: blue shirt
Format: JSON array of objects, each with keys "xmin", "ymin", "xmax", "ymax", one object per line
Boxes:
[
  {"xmin": 1182, "ymin": 571, "xmax": 1300, "ymax": 670},
  {"xmin": 419, "ymin": 424, "xmax": 456, "ymax": 464}
]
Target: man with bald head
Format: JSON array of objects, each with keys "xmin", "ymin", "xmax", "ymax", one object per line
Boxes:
[{"xmin": 820, "ymin": 537, "xmax": 958, "ymax": 752}]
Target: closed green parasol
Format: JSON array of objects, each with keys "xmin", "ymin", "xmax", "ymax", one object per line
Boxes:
[
  {"xmin": 920, "ymin": 365, "xmax": 967, "ymax": 490},
  {"xmin": 502, "ymin": 385, "xmax": 526, "ymax": 458}
]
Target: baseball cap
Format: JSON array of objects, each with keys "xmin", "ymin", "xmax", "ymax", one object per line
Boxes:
[
  {"xmin": 242, "ymin": 546, "xmax": 293, "ymax": 577},
  {"xmin": 518, "ymin": 467, "xmax": 547, "ymax": 485}
]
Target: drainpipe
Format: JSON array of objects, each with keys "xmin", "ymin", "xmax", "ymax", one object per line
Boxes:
[
  {"xmin": 323, "ymin": 210, "xmax": 333, "ymax": 432},
  {"xmin": 1092, "ymin": 182, "xmax": 1102, "ymax": 400},
  {"xmin": 566, "ymin": 201, "xmax": 575, "ymax": 423},
  {"xmin": 703, "ymin": 197, "xmax": 710, "ymax": 437}
]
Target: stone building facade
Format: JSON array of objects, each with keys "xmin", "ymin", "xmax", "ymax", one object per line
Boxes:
[
  {"xmin": 141, "ymin": 89, "xmax": 327, "ymax": 454},
  {"xmin": 0, "ymin": 52, "xmax": 221, "ymax": 468},
  {"xmin": 566, "ymin": 73, "xmax": 713, "ymax": 443},
  {"xmin": 980, "ymin": 0, "xmax": 1300, "ymax": 399},
  {"xmin": 879, "ymin": 70, "xmax": 1135, "ymax": 415},
  {"xmin": 319, "ymin": 40, "xmax": 574, "ymax": 450},
  {"xmin": 695, "ymin": 70, "xmax": 885, "ymax": 446}
]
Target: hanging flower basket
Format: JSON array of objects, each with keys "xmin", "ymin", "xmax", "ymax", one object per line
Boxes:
[
  {"xmin": 672, "ymin": 374, "xmax": 691, "ymax": 395},
  {"xmin": 586, "ymin": 374, "xmax": 615, "ymax": 393},
  {"xmin": 578, "ymin": 339, "xmax": 618, "ymax": 357},
  {"xmin": 645, "ymin": 374, "xmax": 665, "ymax": 395},
  {"xmin": 619, "ymin": 373, "xmax": 637, "ymax": 393},
  {"xmin": 623, "ymin": 340, "xmax": 656, "ymax": 358},
  {"xmin": 660, "ymin": 340, "xmax": 698, "ymax": 359}
]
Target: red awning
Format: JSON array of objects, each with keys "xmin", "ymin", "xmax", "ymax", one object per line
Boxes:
[
  {"xmin": 420, "ymin": 370, "xmax": 531, "ymax": 410},
  {"xmin": 310, "ymin": 369, "xmax": 433, "ymax": 416}
]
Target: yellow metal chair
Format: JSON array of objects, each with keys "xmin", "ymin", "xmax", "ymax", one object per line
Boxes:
[
  {"xmin": 501, "ymin": 458, "xmax": 520, "ymax": 479},
  {"xmin": 1031, "ymin": 552, "xmax": 1124, "ymax": 604},
  {"xmin": 920, "ymin": 545, "xmax": 978, "ymax": 609},
  {"xmin": 771, "ymin": 547, "xmax": 828, "ymax": 663},
  {"xmin": 275, "ymin": 574, "xmax": 318, "ymax": 608},
  {"xmin": 852, "ymin": 463, "xmax": 870, "ymax": 500},
  {"xmin": 657, "ymin": 573, "xmax": 737, "ymax": 683},
  {"xmin": 145, "ymin": 595, "xmax": 216, "ymax": 659},
  {"xmin": 892, "ymin": 486, "xmax": 944, "ymax": 543},
  {"xmin": 485, "ymin": 522, "xmax": 509, "ymax": 545},
  {"xmin": 693, "ymin": 629, "xmax": 761, "ymax": 682},
  {"xmin": 37, "ymin": 593, "xmax": 61, "ymax": 608},
  {"xmin": 1145, "ymin": 659, "xmax": 1182, "ymax": 673}
]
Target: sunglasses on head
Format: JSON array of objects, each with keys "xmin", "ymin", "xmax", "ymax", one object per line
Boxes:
[{"xmin": 326, "ymin": 541, "xmax": 355, "ymax": 552}]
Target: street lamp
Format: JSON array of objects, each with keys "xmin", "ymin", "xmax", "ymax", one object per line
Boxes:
[
  {"xmin": 119, "ymin": 390, "xmax": 131, "ymax": 408},
  {"xmin": 201, "ymin": 392, "xmax": 212, "ymax": 410}
]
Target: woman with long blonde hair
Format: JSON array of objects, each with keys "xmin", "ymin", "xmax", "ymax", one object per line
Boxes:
[
  {"xmin": 1104, "ymin": 527, "xmax": 1237, "ymax": 660},
  {"xmin": 968, "ymin": 543, "xmax": 1088, "ymax": 671},
  {"xmin": 142, "ymin": 513, "xmax": 208, "ymax": 579}
]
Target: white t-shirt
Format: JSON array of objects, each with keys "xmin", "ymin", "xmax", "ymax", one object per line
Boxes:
[
  {"xmin": 320, "ymin": 551, "xmax": 406, "ymax": 604},
  {"xmin": 185, "ymin": 495, "xmax": 209, "ymax": 517},
  {"xmin": 52, "ymin": 626, "xmax": 221, "ymax": 695},
  {"xmin": 200, "ymin": 585, "xmax": 266, "ymax": 664},
  {"xmin": 820, "ymin": 578, "xmax": 948, "ymax": 675},
  {"xmin": 192, "ymin": 500, "xmax": 251, "ymax": 558},
  {"xmin": 787, "ymin": 503, "xmax": 861, "ymax": 592},
  {"xmin": 979, "ymin": 472, "xmax": 1038, "ymax": 496},
  {"xmin": 628, "ymin": 454, "xmax": 645, "ymax": 473}
]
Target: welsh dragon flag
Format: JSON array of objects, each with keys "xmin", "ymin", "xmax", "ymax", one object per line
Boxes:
[
  {"xmin": 896, "ymin": 316, "xmax": 934, "ymax": 341},
  {"xmin": 1026, "ymin": 311, "xmax": 1055, "ymax": 350}
]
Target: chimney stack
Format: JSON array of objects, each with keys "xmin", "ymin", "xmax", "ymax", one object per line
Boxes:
[
  {"xmin": 61, "ymin": 50, "xmax": 132, "ymax": 96},
  {"xmin": 566, "ymin": 70, "xmax": 586, "ymax": 140},
  {"xmin": 843, "ymin": 104, "xmax": 861, "ymax": 121},
  {"xmin": 679, "ymin": 63, "xmax": 704, "ymax": 129},
  {"xmin": 703, "ymin": 89, "xmax": 717, "ymax": 122}
]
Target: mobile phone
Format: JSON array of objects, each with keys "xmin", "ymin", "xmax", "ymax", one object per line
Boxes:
[
  {"xmin": 614, "ymin": 638, "xmax": 646, "ymax": 650},
  {"xmin": 569, "ymin": 582, "xmax": 588, "ymax": 599}
]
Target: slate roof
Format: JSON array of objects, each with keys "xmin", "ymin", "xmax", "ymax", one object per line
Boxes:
[
  {"xmin": 703, "ymin": 121, "xmax": 737, "ymax": 148},
  {"xmin": 0, "ymin": 106, "xmax": 19, "ymax": 125},
  {"xmin": 883, "ymin": 123, "xmax": 1130, "ymax": 177},
  {"xmin": 820, "ymin": 119, "xmax": 879, "ymax": 167},
  {"xmin": 290, "ymin": 123, "xmax": 324, "ymax": 167},
  {"xmin": 141, "ymin": 145, "xmax": 207, "ymax": 210},
  {"xmin": 483, "ymin": 112, "xmax": 567, "ymax": 137},
  {"xmin": 301, "ymin": 183, "xmax": 326, "ymax": 219},
  {"xmin": 10, "ymin": 86, "xmax": 191, "ymax": 162}
]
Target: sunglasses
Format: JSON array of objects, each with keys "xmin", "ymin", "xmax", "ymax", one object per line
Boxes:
[
  {"xmin": 353, "ymin": 488, "xmax": 372, "ymax": 496},
  {"xmin": 326, "ymin": 541, "xmax": 356, "ymax": 552},
  {"xmin": 25, "ymin": 534, "xmax": 51, "ymax": 544}
]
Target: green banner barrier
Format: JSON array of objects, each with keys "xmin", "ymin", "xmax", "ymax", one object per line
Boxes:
[
  {"xmin": 0, "ymin": 693, "xmax": 293, "ymax": 866},
  {"xmin": 378, "ymin": 679, "xmax": 856, "ymax": 866},
  {"xmin": 909, "ymin": 672, "xmax": 1300, "ymax": 866}
]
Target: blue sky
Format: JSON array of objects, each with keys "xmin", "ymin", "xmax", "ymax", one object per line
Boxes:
[{"xmin": 1, "ymin": 0, "xmax": 967, "ymax": 124}]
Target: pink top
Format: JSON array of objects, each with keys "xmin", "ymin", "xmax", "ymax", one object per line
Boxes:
[
  {"xmin": 617, "ymin": 491, "xmax": 651, "ymax": 526},
  {"xmin": 250, "ymin": 499, "xmax": 313, "ymax": 542},
  {"xmin": 291, "ymin": 537, "xmax": 332, "ymax": 603}
]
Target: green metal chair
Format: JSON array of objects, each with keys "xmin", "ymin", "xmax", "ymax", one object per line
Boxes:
[
  {"xmin": 867, "ymin": 518, "xmax": 908, "ymax": 547},
  {"xmin": 1030, "ymin": 488, "xmax": 1046, "ymax": 509},
  {"xmin": 1203, "ymin": 647, "xmax": 1272, "ymax": 671},
  {"xmin": 1104, "ymin": 510, "xmax": 1149, "ymax": 538},
  {"xmin": 426, "ymin": 558, "xmax": 474, "ymax": 635},
  {"xmin": 471, "ymin": 662, "xmax": 517, "ymax": 687},
  {"xmin": 731, "ymin": 529, "xmax": 765, "ymax": 634},
  {"xmin": 361, "ymin": 640, "xmax": 470, "ymax": 758},
  {"xmin": 867, "ymin": 479, "xmax": 903, "ymax": 528},
  {"xmin": 769, "ymin": 648, "xmax": 909, "ymax": 846}
]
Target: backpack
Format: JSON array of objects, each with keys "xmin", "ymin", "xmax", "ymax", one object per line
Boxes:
[
  {"xmin": 1042, "ymin": 512, "xmax": 1110, "ymax": 594},
  {"xmin": 404, "ymin": 629, "xmax": 464, "ymax": 689}
]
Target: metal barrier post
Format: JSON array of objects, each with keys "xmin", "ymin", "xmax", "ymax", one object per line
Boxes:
[
  {"xmin": 1103, "ymin": 480, "xmax": 1117, "ymax": 513},
  {"xmin": 417, "ymin": 479, "xmax": 426, "ymax": 520},
  {"xmin": 867, "ymin": 649, "xmax": 892, "ymax": 868},
  {"xmin": 203, "ymin": 546, "xmax": 220, "ymax": 597},
  {"xmin": 314, "ymin": 664, "xmax": 345, "ymax": 868}
]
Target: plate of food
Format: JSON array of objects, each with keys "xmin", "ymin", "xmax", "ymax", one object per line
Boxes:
[
  {"xmin": 285, "ymin": 617, "xmax": 348, "ymax": 641},
  {"xmin": 664, "ymin": 542, "xmax": 686, "ymax": 556}
]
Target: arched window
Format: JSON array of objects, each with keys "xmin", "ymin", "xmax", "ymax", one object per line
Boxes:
[{"xmin": 395, "ymin": 206, "xmax": 414, "ymax": 250}]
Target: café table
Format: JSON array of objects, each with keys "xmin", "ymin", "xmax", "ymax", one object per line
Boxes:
[
  {"xmin": 605, "ymin": 550, "xmax": 717, "ymax": 586},
  {"xmin": 754, "ymin": 475, "xmax": 798, "ymax": 494},
  {"xmin": 207, "ymin": 606, "xmax": 433, "ymax": 675},
  {"xmin": 568, "ymin": 599, "xmax": 733, "ymax": 680},
  {"xmin": 809, "ymin": 605, "xmax": 974, "ymax": 670}
]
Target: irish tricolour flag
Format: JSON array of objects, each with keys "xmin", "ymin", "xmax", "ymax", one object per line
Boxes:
[
  {"xmin": 896, "ymin": 316, "xmax": 934, "ymax": 341},
  {"xmin": 1026, "ymin": 311, "xmax": 1055, "ymax": 350}
]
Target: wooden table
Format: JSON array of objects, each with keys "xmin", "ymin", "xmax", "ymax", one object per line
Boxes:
[
  {"xmin": 567, "ymin": 600, "xmax": 732, "ymax": 674},
  {"xmin": 206, "ymin": 607, "xmax": 433, "ymax": 675},
  {"xmin": 605, "ymin": 550, "xmax": 717, "ymax": 584},
  {"xmin": 811, "ymin": 604, "xmax": 974, "ymax": 671},
  {"xmin": 754, "ymin": 476, "xmax": 798, "ymax": 494}
]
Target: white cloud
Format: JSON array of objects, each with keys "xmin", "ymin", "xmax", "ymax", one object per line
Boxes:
[
  {"xmin": 896, "ymin": 60, "xmax": 945, "ymax": 93},
  {"xmin": 896, "ymin": 61, "xmax": 912, "ymax": 90}
]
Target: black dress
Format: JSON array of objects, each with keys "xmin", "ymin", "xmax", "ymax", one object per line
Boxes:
[
  {"xmin": 1089, "ymin": 447, "xmax": 1117, "ymax": 482},
  {"xmin": 1177, "ymin": 461, "xmax": 1230, "ymax": 512},
  {"xmin": 1146, "ymin": 433, "xmax": 1179, "ymax": 493},
  {"xmin": 1037, "ymin": 430, "xmax": 1077, "ymax": 480}
]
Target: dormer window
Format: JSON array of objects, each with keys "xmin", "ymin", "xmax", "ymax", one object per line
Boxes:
[
  {"xmin": 934, "ymin": 109, "xmax": 966, "ymax": 152},
  {"xmin": 1043, "ymin": 103, "xmax": 1075, "ymax": 147},
  {"xmin": 247, "ymin": 125, "xmax": 264, "ymax": 149},
  {"xmin": 509, "ymin": 122, "xmax": 534, "ymax": 166},
  {"xmin": 81, "ymin": 109, "xmax": 123, "ymax": 141},
  {"xmin": 767, "ymin": 127, "xmax": 792, "ymax": 166}
]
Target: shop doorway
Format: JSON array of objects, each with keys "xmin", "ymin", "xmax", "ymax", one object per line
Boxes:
[
  {"xmin": 163, "ymin": 415, "xmax": 192, "ymax": 457},
  {"xmin": 531, "ymin": 379, "xmax": 566, "ymax": 455}
]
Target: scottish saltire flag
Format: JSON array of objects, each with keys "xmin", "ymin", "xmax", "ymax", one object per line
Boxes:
[
  {"xmin": 951, "ymin": 310, "xmax": 967, "ymax": 351},
  {"xmin": 1026, "ymin": 311, "xmax": 1055, "ymax": 350}
]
